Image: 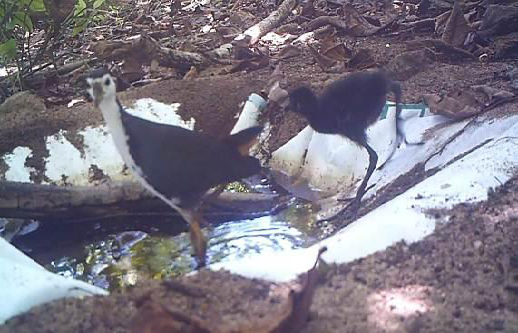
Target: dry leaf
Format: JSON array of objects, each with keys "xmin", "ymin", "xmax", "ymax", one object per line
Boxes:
[
  {"xmin": 435, "ymin": 10, "xmax": 451, "ymax": 35},
  {"xmin": 183, "ymin": 66, "xmax": 198, "ymax": 80},
  {"xmin": 323, "ymin": 43, "xmax": 353, "ymax": 61},
  {"xmin": 308, "ymin": 45, "xmax": 337, "ymax": 70},
  {"xmin": 346, "ymin": 48, "xmax": 377, "ymax": 70},
  {"xmin": 423, "ymin": 89, "xmax": 483, "ymax": 120},
  {"xmin": 276, "ymin": 45, "xmax": 301, "ymax": 60},
  {"xmin": 343, "ymin": 4, "xmax": 396, "ymax": 36},
  {"xmin": 386, "ymin": 48, "xmax": 435, "ymax": 81},
  {"xmin": 121, "ymin": 56, "xmax": 144, "ymax": 83},
  {"xmin": 226, "ymin": 53, "xmax": 270, "ymax": 73},
  {"xmin": 442, "ymin": 1, "xmax": 471, "ymax": 47},
  {"xmin": 132, "ymin": 299, "xmax": 210, "ymax": 333},
  {"xmin": 271, "ymin": 247, "xmax": 327, "ymax": 332},
  {"xmin": 472, "ymin": 85, "xmax": 515, "ymax": 101},
  {"xmin": 216, "ymin": 26, "xmax": 241, "ymax": 40}
]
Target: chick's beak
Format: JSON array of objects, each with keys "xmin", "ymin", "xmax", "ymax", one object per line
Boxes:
[{"xmin": 92, "ymin": 82, "xmax": 103, "ymax": 108}]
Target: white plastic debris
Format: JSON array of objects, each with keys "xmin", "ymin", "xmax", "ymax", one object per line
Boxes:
[
  {"xmin": 230, "ymin": 93, "xmax": 267, "ymax": 134},
  {"xmin": 212, "ymin": 113, "xmax": 518, "ymax": 282},
  {"xmin": 0, "ymin": 237, "xmax": 108, "ymax": 324},
  {"xmin": 270, "ymin": 103, "xmax": 441, "ymax": 201}
]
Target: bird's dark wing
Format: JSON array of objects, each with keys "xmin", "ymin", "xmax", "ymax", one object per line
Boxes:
[{"xmin": 120, "ymin": 111, "xmax": 260, "ymax": 206}]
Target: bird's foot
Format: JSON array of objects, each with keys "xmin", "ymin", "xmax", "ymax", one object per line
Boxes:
[
  {"xmin": 317, "ymin": 197, "xmax": 361, "ymax": 223},
  {"xmin": 377, "ymin": 161, "xmax": 388, "ymax": 171},
  {"xmin": 338, "ymin": 184, "xmax": 374, "ymax": 199},
  {"xmin": 345, "ymin": 198, "xmax": 361, "ymax": 215}
]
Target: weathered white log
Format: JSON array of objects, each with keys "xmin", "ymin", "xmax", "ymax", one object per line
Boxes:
[{"xmin": 0, "ymin": 181, "xmax": 284, "ymax": 222}]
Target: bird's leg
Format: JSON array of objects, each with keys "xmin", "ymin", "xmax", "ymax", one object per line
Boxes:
[
  {"xmin": 327, "ymin": 143, "xmax": 378, "ymax": 221},
  {"xmin": 350, "ymin": 143, "xmax": 378, "ymax": 211},
  {"xmin": 176, "ymin": 207, "xmax": 207, "ymax": 268}
]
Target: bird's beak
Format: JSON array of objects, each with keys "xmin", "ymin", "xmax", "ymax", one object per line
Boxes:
[{"xmin": 92, "ymin": 82, "xmax": 103, "ymax": 108}]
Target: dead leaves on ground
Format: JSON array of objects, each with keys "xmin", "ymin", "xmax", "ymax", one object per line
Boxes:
[
  {"xmin": 309, "ymin": 41, "xmax": 376, "ymax": 72},
  {"xmin": 90, "ymin": 33, "xmax": 208, "ymax": 86},
  {"xmin": 132, "ymin": 247, "xmax": 327, "ymax": 333},
  {"xmin": 305, "ymin": 4, "xmax": 397, "ymax": 37},
  {"xmin": 424, "ymin": 86, "xmax": 516, "ymax": 120},
  {"xmin": 441, "ymin": 1, "xmax": 471, "ymax": 48},
  {"xmin": 10, "ymin": 0, "xmax": 518, "ymax": 107}
]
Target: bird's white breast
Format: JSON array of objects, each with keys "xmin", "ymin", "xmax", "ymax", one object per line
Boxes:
[
  {"xmin": 98, "ymin": 98, "xmax": 138, "ymax": 172},
  {"xmin": 97, "ymin": 98, "xmax": 181, "ymax": 208}
]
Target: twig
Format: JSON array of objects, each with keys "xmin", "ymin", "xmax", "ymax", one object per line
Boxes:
[
  {"xmin": 406, "ymin": 39, "xmax": 476, "ymax": 60},
  {"xmin": 306, "ymin": 16, "xmax": 347, "ymax": 31},
  {"xmin": 237, "ymin": 0, "xmax": 299, "ymax": 45},
  {"xmin": 162, "ymin": 280, "xmax": 207, "ymax": 297}
]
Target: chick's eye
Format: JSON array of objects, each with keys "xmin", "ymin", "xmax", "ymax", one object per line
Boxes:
[{"xmin": 104, "ymin": 78, "xmax": 110, "ymax": 86}]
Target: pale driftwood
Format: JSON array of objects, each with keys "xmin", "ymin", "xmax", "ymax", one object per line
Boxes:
[
  {"xmin": 0, "ymin": 181, "xmax": 285, "ymax": 222},
  {"xmin": 239, "ymin": 0, "xmax": 299, "ymax": 45}
]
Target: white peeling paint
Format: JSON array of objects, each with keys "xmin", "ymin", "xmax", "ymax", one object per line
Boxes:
[
  {"xmin": 44, "ymin": 131, "xmax": 91, "ymax": 183},
  {"xmin": 125, "ymin": 98, "xmax": 195, "ymax": 129},
  {"xmin": 3, "ymin": 147, "xmax": 35, "ymax": 182}
]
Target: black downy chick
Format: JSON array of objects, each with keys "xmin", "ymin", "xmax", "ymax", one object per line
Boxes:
[
  {"xmin": 85, "ymin": 67, "xmax": 263, "ymax": 266},
  {"xmin": 288, "ymin": 69, "xmax": 412, "ymax": 211}
]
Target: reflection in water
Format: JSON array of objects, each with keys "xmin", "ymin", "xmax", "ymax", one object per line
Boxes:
[{"xmin": 35, "ymin": 200, "xmax": 321, "ymax": 291}]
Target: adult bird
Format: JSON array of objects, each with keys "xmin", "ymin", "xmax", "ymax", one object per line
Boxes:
[
  {"xmin": 288, "ymin": 69, "xmax": 413, "ymax": 212},
  {"xmin": 85, "ymin": 67, "xmax": 263, "ymax": 266}
]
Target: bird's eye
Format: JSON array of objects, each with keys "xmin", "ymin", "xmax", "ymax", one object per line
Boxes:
[{"xmin": 104, "ymin": 78, "xmax": 110, "ymax": 86}]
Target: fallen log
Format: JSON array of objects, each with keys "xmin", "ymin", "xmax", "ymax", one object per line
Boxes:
[
  {"xmin": 0, "ymin": 181, "xmax": 286, "ymax": 222},
  {"xmin": 237, "ymin": 0, "xmax": 299, "ymax": 45}
]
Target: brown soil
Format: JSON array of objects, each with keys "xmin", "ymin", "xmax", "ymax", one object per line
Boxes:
[{"xmin": 0, "ymin": 270, "xmax": 294, "ymax": 333}]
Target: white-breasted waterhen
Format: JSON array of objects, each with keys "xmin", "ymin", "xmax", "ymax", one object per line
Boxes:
[
  {"xmin": 85, "ymin": 67, "xmax": 263, "ymax": 266},
  {"xmin": 288, "ymin": 69, "xmax": 417, "ymax": 212}
]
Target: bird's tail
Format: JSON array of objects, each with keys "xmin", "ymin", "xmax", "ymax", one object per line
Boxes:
[{"xmin": 223, "ymin": 126, "xmax": 263, "ymax": 156}]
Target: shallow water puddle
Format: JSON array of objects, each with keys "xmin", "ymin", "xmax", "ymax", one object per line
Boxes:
[
  {"xmin": 8, "ymin": 199, "xmax": 321, "ymax": 291},
  {"xmin": 0, "ymin": 97, "xmax": 326, "ymax": 291}
]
